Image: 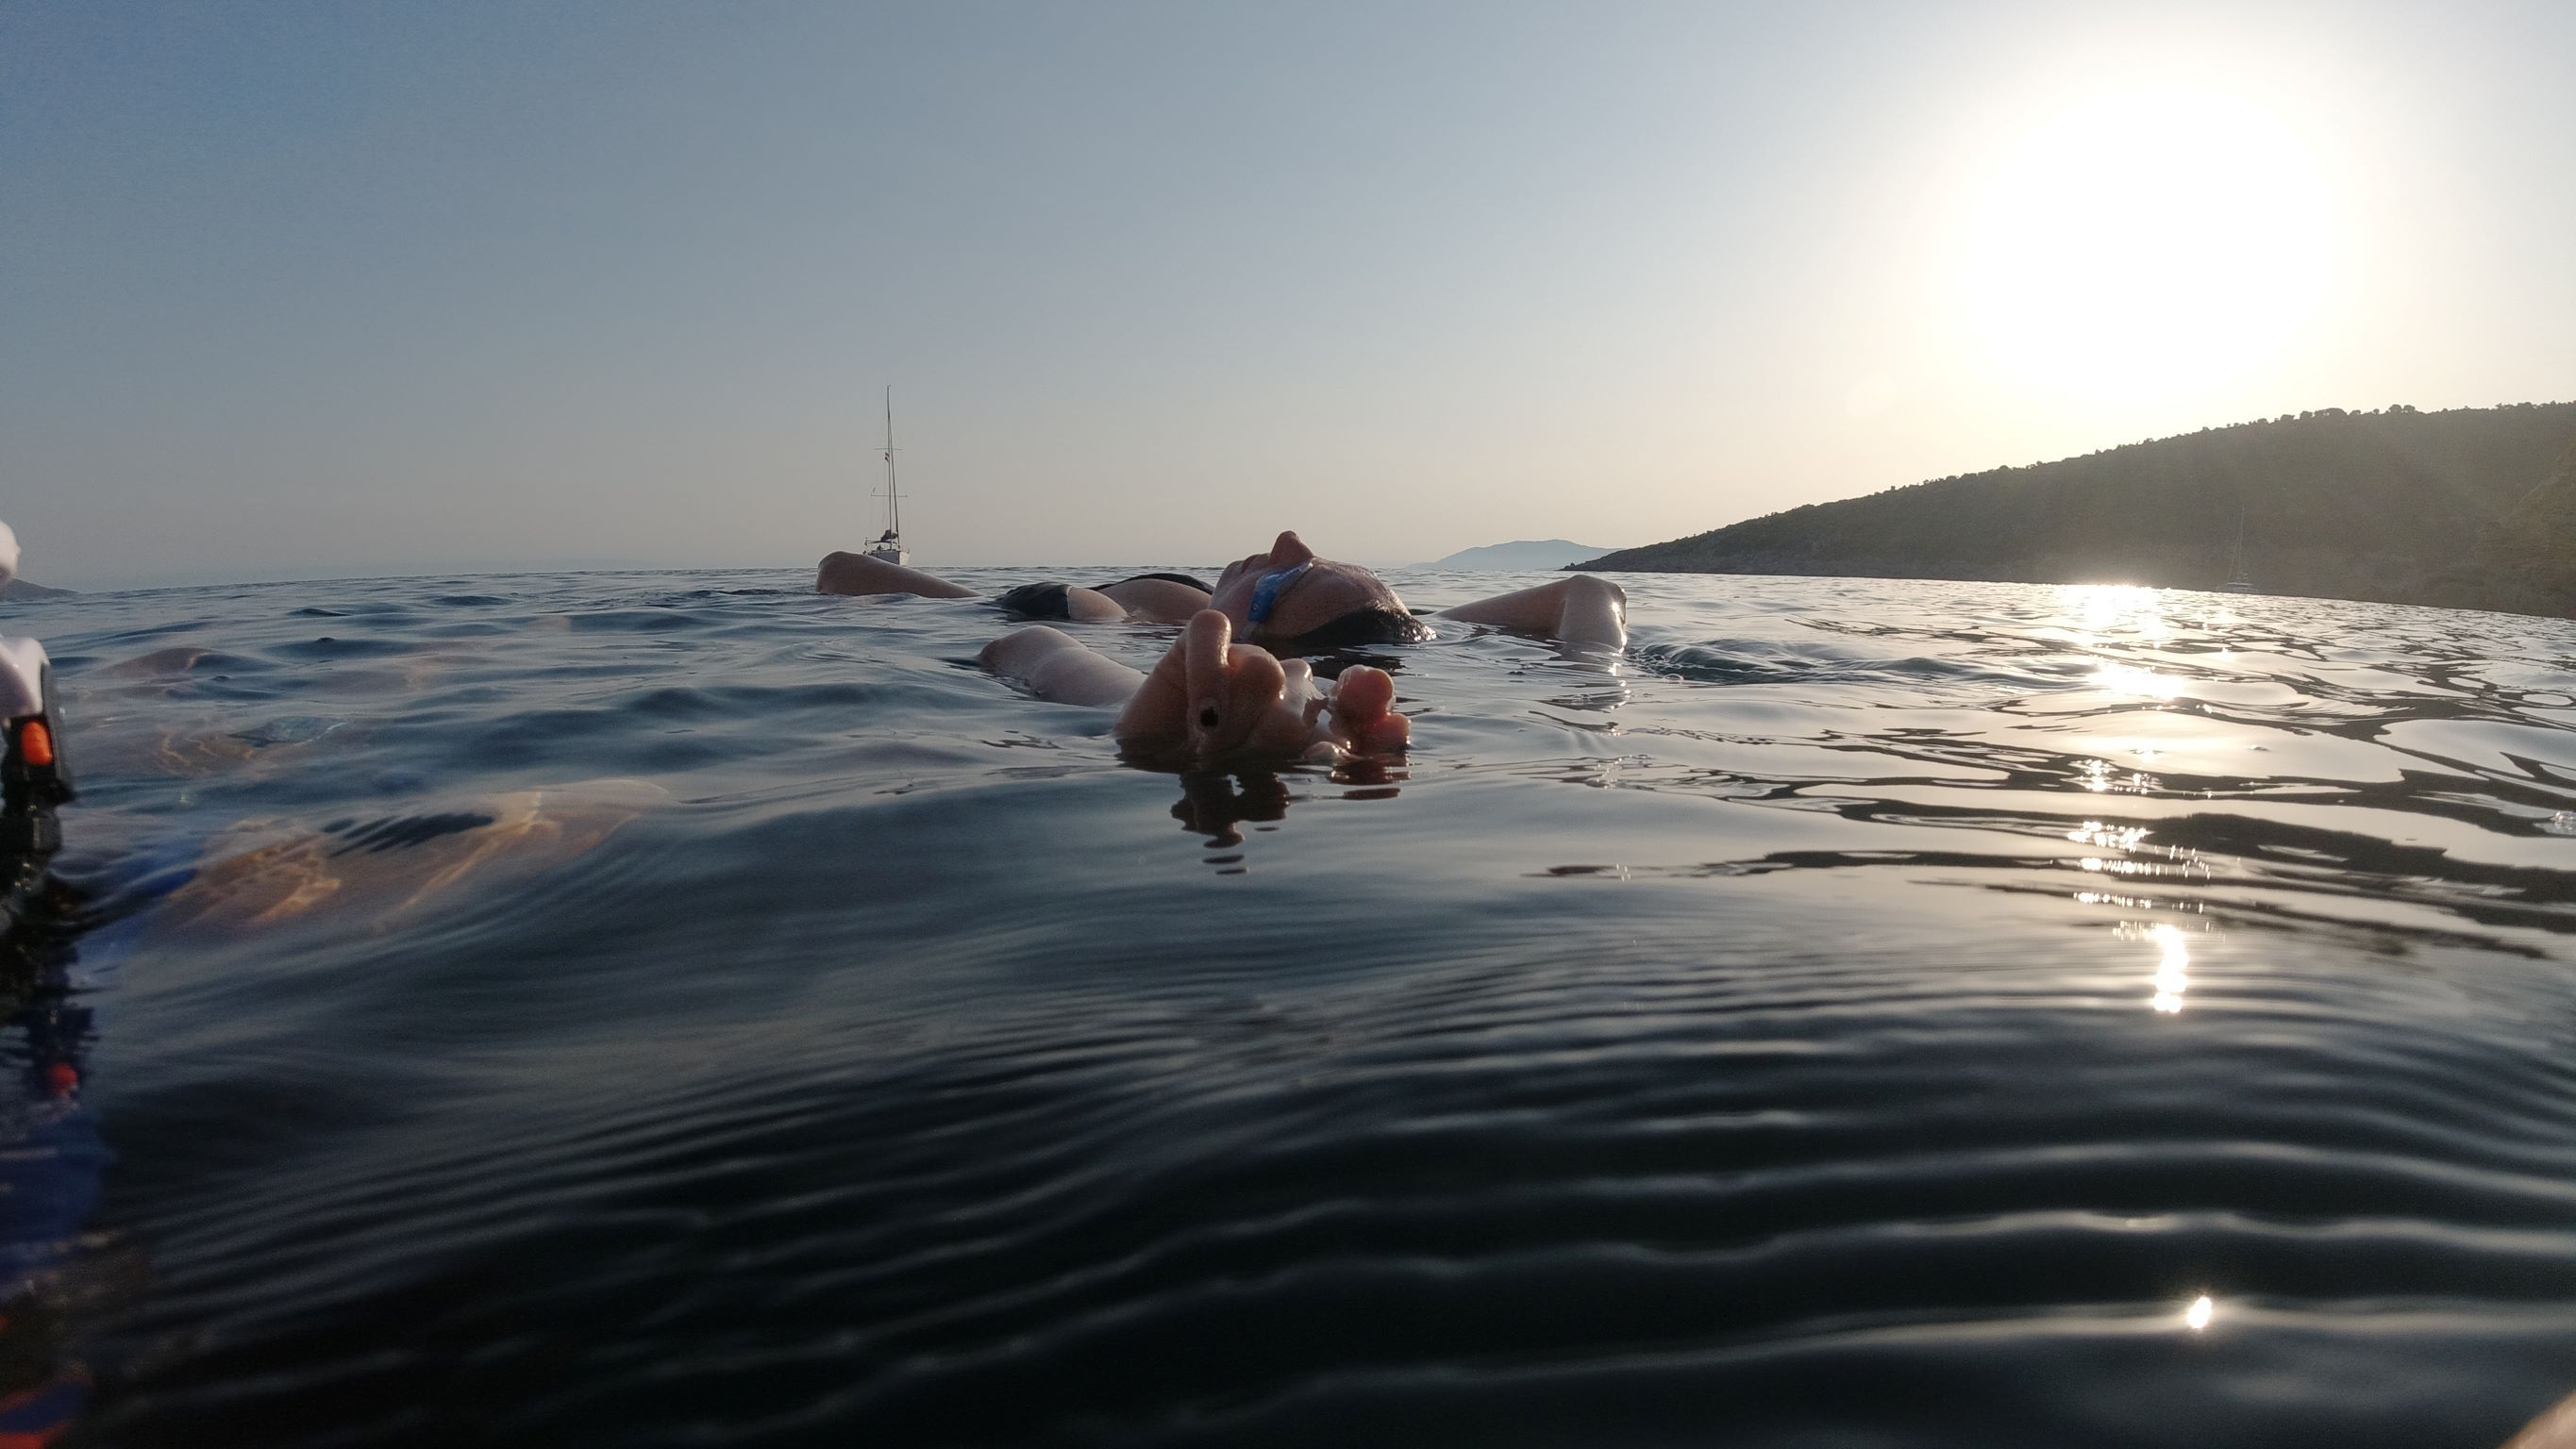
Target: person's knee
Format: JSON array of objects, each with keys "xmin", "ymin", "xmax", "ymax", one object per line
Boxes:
[
  {"xmin": 1555, "ymin": 575, "xmax": 1628, "ymax": 646},
  {"xmin": 816, "ymin": 551, "xmax": 870, "ymax": 594},
  {"xmin": 1565, "ymin": 575, "xmax": 1625, "ymax": 612}
]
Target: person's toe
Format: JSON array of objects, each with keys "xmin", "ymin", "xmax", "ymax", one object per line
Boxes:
[
  {"xmin": 1330, "ymin": 667, "xmax": 1409, "ymax": 753},
  {"xmin": 1214, "ymin": 644, "xmax": 1287, "ymax": 755},
  {"xmin": 1181, "ymin": 609, "xmax": 1233, "ymax": 734},
  {"xmin": 1331, "ymin": 665, "xmax": 1395, "ymax": 718}
]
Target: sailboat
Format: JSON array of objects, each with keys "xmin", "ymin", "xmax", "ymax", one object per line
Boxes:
[
  {"xmin": 2222, "ymin": 502, "xmax": 2255, "ymax": 593},
  {"xmin": 863, "ymin": 386, "xmax": 908, "ymax": 567}
]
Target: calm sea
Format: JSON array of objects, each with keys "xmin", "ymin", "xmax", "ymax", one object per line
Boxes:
[{"xmin": 6, "ymin": 567, "xmax": 2574, "ymax": 1446}]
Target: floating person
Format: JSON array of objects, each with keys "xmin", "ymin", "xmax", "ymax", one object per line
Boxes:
[
  {"xmin": 0, "ymin": 519, "xmax": 75, "ymax": 938},
  {"xmin": 817, "ymin": 554, "xmax": 1218, "ymax": 627},
  {"xmin": 817, "ymin": 529, "xmax": 1630, "ymax": 652},
  {"xmin": 820, "ymin": 530, "xmax": 1628, "ymax": 764}
]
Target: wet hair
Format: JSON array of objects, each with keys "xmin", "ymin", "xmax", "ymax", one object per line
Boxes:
[{"xmin": 1273, "ymin": 606, "xmax": 1433, "ymax": 654}]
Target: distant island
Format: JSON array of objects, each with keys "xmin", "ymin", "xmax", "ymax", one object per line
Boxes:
[
  {"xmin": 1582, "ymin": 402, "xmax": 2576, "ymax": 619},
  {"xmin": 0, "ymin": 579, "xmax": 74, "ymax": 602},
  {"xmin": 1427, "ymin": 539, "xmax": 1620, "ymax": 571}
]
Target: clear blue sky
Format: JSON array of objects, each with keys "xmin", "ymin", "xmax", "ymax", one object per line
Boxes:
[{"xmin": 5, "ymin": 0, "xmax": 2572, "ymax": 589}]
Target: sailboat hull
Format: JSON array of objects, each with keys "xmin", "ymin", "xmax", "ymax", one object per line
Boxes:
[{"xmin": 863, "ymin": 388, "xmax": 910, "ymax": 568}]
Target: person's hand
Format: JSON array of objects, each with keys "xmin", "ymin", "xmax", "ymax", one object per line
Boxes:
[{"xmin": 1114, "ymin": 610, "xmax": 1409, "ymax": 763}]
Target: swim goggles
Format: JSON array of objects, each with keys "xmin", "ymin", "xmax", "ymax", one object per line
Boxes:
[{"xmin": 1245, "ymin": 561, "xmax": 1313, "ymax": 625}]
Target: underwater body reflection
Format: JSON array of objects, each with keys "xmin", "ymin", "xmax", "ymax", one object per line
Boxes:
[
  {"xmin": 7, "ymin": 566, "xmax": 2575, "ymax": 1447},
  {"xmin": 0, "ymin": 883, "xmax": 138, "ymax": 1443}
]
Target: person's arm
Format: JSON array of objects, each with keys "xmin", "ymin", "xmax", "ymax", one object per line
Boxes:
[
  {"xmin": 1437, "ymin": 575, "xmax": 1627, "ymax": 648},
  {"xmin": 977, "ymin": 626, "xmax": 1146, "ymax": 708},
  {"xmin": 817, "ymin": 551, "xmax": 981, "ymax": 599}
]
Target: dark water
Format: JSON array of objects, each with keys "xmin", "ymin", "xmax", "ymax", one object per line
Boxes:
[{"xmin": 8, "ymin": 568, "xmax": 2576, "ymax": 1446}]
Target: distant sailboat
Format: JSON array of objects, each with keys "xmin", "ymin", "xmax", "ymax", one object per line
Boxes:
[
  {"xmin": 863, "ymin": 386, "xmax": 908, "ymax": 567},
  {"xmin": 2222, "ymin": 502, "xmax": 2255, "ymax": 593}
]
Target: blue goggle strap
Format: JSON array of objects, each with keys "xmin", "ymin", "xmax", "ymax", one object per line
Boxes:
[{"xmin": 1246, "ymin": 561, "xmax": 1312, "ymax": 625}]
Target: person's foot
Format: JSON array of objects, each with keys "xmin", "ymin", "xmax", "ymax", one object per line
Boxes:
[{"xmin": 1115, "ymin": 611, "xmax": 1410, "ymax": 763}]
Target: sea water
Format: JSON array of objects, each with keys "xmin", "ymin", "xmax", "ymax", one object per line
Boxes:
[{"xmin": 6, "ymin": 567, "xmax": 2575, "ymax": 1446}]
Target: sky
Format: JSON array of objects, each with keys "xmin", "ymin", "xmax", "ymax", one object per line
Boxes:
[{"xmin": 5, "ymin": 0, "xmax": 2573, "ymax": 590}]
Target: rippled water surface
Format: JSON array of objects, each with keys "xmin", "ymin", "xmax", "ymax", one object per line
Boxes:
[{"xmin": 10, "ymin": 567, "xmax": 2576, "ymax": 1446}]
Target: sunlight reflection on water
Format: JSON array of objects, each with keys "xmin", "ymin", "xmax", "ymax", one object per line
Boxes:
[{"xmin": 8, "ymin": 566, "xmax": 2573, "ymax": 1449}]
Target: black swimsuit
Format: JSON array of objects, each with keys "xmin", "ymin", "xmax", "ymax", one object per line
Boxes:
[{"xmin": 993, "ymin": 574, "xmax": 1213, "ymax": 621}]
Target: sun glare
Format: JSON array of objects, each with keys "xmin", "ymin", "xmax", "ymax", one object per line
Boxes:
[{"xmin": 1951, "ymin": 82, "xmax": 2349, "ymax": 403}]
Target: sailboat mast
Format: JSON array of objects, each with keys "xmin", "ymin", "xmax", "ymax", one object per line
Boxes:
[{"xmin": 882, "ymin": 386, "xmax": 900, "ymax": 539}]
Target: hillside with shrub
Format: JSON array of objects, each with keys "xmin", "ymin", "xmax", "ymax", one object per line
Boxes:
[{"xmin": 1584, "ymin": 403, "xmax": 2576, "ymax": 618}]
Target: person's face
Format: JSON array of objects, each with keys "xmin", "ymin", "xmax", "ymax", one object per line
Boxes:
[{"xmin": 1209, "ymin": 532, "xmax": 1410, "ymax": 644}]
